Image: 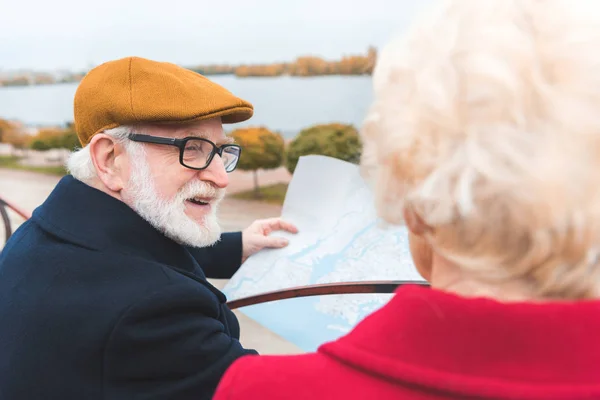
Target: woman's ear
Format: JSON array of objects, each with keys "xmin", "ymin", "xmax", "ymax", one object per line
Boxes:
[
  {"xmin": 404, "ymin": 206, "xmax": 434, "ymax": 281},
  {"xmin": 404, "ymin": 205, "xmax": 430, "ymax": 235},
  {"xmin": 88, "ymin": 134, "xmax": 126, "ymax": 193}
]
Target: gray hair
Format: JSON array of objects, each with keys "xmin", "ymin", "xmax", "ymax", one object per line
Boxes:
[
  {"xmin": 66, "ymin": 125, "xmax": 141, "ymax": 184},
  {"xmin": 361, "ymin": 0, "xmax": 600, "ymax": 299}
]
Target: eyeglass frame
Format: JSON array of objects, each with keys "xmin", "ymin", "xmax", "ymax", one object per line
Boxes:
[{"xmin": 127, "ymin": 133, "xmax": 242, "ymax": 172}]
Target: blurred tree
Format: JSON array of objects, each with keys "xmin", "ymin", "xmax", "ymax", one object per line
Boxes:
[
  {"xmin": 27, "ymin": 125, "xmax": 80, "ymax": 151},
  {"xmin": 30, "ymin": 140, "xmax": 51, "ymax": 151},
  {"xmin": 59, "ymin": 123, "xmax": 81, "ymax": 151},
  {"xmin": 30, "ymin": 128, "xmax": 65, "ymax": 150},
  {"xmin": 3, "ymin": 76, "xmax": 29, "ymax": 86},
  {"xmin": 190, "ymin": 65, "xmax": 235, "ymax": 76},
  {"xmin": 289, "ymin": 56, "xmax": 330, "ymax": 76},
  {"xmin": 286, "ymin": 123, "xmax": 362, "ymax": 174},
  {"xmin": 3, "ymin": 130, "xmax": 30, "ymax": 149},
  {"xmin": 0, "ymin": 119, "xmax": 30, "ymax": 149},
  {"xmin": 0, "ymin": 119, "xmax": 13, "ymax": 143},
  {"xmin": 235, "ymin": 63, "xmax": 286, "ymax": 77},
  {"xmin": 59, "ymin": 131, "xmax": 81, "ymax": 151},
  {"xmin": 229, "ymin": 127, "xmax": 285, "ymax": 197},
  {"xmin": 232, "ymin": 47, "xmax": 377, "ymax": 77}
]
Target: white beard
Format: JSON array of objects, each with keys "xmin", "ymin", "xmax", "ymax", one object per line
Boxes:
[{"xmin": 122, "ymin": 150, "xmax": 225, "ymax": 248}]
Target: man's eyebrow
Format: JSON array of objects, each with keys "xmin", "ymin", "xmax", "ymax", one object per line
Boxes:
[
  {"xmin": 221, "ymin": 136, "xmax": 235, "ymax": 145},
  {"xmin": 184, "ymin": 131, "xmax": 209, "ymax": 139},
  {"xmin": 184, "ymin": 131, "xmax": 234, "ymax": 144}
]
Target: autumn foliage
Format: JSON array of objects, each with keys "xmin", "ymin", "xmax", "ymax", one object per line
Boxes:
[
  {"xmin": 28, "ymin": 125, "xmax": 80, "ymax": 151},
  {"xmin": 233, "ymin": 48, "xmax": 376, "ymax": 78},
  {"xmin": 0, "ymin": 119, "xmax": 29, "ymax": 149},
  {"xmin": 228, "ymin": 127, "xmax": 285, "ymax": 195},
  {"xmin": 235, "ymin": 64, "xmax": 287, "ymax": 77},
  {"xmin": 0, "ymin": 119, "xmax": 16, "ymax": 144},
  {"xmin": 3, "ymin": 48, "xmax": 378, "ymax": 88},
  {"xmin": 0, "ymin": 119, "xmax": 80, "ymax": 151}
]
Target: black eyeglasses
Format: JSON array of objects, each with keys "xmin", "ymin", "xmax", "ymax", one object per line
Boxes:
[{"xmin": 127, "ymin": 134, "xmax": 242, "ymax": 172}]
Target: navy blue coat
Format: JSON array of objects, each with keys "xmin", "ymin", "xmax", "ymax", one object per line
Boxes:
[{"xmin": 0, "ymin": 175, "xmax": 257, "ymax": 399}]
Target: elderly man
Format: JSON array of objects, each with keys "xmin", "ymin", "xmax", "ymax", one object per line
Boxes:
[{"xmin": 0, "ymin": 57, "xmax": 296, "ymax": 399}]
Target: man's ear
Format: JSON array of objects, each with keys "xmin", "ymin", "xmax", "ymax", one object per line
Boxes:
[{"xmin": 88, "ymin": 134, "xmax": 127, "ymax": 192}]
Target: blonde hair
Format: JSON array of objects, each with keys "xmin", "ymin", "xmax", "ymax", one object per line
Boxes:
[{"xmin": 362, "ymin": 0, "xmax": 600, "ymax": 299}]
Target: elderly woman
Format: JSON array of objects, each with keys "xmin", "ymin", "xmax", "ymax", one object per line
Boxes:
[{"xmin": 213, "ymin": 0, "xmax": 600, "ymax": 398}]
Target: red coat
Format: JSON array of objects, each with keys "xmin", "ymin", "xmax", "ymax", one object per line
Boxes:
[{"xmin": 214, "ymin": 285, "xmax": 600, "ymax": 400}]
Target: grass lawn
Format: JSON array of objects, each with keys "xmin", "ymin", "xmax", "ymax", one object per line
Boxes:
[
  {"xmin": 0, "ymin": 156, "xmax": 67, "ymax": 176},
  {"xmin": 230, "ymin": 183, "xmax": 289, "ymax": 205}
]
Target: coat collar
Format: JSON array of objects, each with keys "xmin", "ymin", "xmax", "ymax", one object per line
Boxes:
[
  {"xmin": 320, "ymin": 285, "xmax": 600, "ymax": 399},
  {"xmin": 32, "ymin": 175, "xmax": 202, "ymax": 276}
]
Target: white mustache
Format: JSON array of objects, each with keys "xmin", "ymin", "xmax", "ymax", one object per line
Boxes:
[{"xmin": 176, "ymin": 180, "xmax": 225, "ymax": 204}]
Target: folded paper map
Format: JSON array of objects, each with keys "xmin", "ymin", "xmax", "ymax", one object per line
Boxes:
[{"xmin": 223, "ymin": 155, "xmax": 424, "ymax": 352}]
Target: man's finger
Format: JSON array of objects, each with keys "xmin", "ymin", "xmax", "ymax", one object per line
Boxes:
[
  {"xmin": 258, "ymin": 235, "xmax": 290, "ymax": 248},
  {"xmin": 262, "ymin": 218, "xmax": 298, "ymax": 235},
  {"xmin": 279, "ymin": 219, "xmax": 299, "ymax": 233}
]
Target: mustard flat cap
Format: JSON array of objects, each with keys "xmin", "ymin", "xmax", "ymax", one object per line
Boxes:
[{"xmin": 73, "ymin": 56, "xmax": 253, "ymax": 145}]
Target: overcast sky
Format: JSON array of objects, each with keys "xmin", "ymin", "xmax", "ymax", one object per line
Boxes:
[{"xmin": 0, "ymin": 0, "xmax": 436, "ymax": 72}]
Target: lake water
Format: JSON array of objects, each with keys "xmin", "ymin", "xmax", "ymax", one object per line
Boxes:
[{"xmin": 0, "ymin": 76, "xmax": 374, "ymax": 139}]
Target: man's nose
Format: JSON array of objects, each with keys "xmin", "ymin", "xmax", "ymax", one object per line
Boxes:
[{"xmin": 198, "ymin": 154, "xmax": 229, "ymax": 189}]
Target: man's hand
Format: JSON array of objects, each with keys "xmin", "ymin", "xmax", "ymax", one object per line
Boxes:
[{"xmin": 241, "ymin": 218, "xmax": 298, "ymax": 263}]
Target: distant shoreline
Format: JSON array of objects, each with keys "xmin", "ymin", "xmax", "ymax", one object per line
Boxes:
[
  {"xmin": 1, "ymin": 47, "xmax": 377, "ymax": 88},
  {"xmin": 0, "ymin": 72, "xmax": 372, "ymax": 89}
]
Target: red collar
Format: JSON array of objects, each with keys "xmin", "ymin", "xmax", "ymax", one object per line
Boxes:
[{"xmin": 320, "ymin": 285, "xmax": 600, "ymax": 399}]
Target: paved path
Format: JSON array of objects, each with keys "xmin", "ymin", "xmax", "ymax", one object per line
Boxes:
[{"xmin": 0, "ymin": 168, "xmax": 302, "ymax": 355}]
